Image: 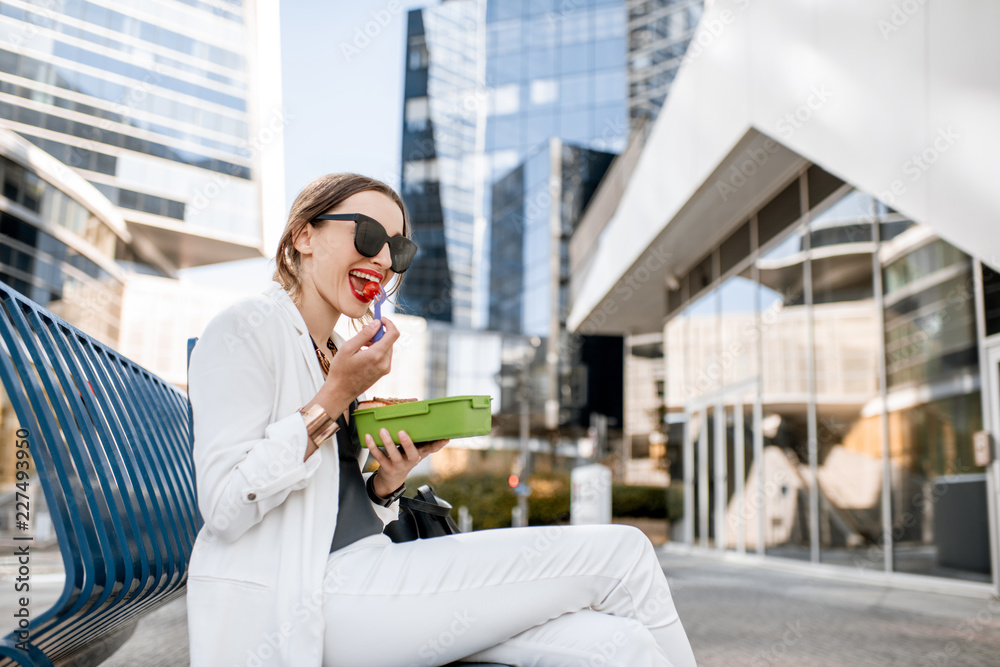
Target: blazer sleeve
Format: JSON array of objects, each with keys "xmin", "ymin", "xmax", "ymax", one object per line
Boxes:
[{"xmin": 188, "ymin": 311, "xmax": 325, "ymax": 543}]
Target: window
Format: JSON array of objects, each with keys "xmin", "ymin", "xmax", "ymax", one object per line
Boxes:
[
  {"xmin": 530, "ymin": 79, "xmax": 558, "ymax": 106},
  {"xmin": 758, "ymin": 181, "xmax": 801, "ymax": 248},
  {"xmin": 560, "ymin": 73, "xmax": 590, "ymax": 108},
  {"xmin": 409, "ymin": 43, "xmax": 428, "ymax": 70},
  {"xmin": 405, "ymin": 97, "xmax": 429, "ymax": 131},
  {"xmin": 719, "ymin": 221, "xmax": 751, "ymax": 277},
  {"xmin": 558, "ymin": 108, "xmax": 591, "ymax": 144},
  {"xmin": 983, "ymin": 263, "xmax": 1000, "ymax": 337},
  {"xmin": 491, "ymin": 84, "xmax": 520, "ymax": 116},
  {"xmin": 493, "ymin": 52, "xmax": 523, "ymax": 85},
  {"xmin": 594, "ymin": 69, "xmax": 625, "ymax": 104},
  {"xmin": 560, "ymin": 43, "xmax": 592, "ymax": 74},
  {"xmin": 404, "ymin": 159, "xmax": 439, "ymax": 185}
]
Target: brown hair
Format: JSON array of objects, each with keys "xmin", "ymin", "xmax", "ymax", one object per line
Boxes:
[{"xmin": 273, "ymin": 173, "xmax": 411, "ymax": 315}]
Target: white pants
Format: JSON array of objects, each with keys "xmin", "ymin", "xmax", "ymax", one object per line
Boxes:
[{"xmin": 321, "ymin": 525, "xmax": 697, "ymax": 667}]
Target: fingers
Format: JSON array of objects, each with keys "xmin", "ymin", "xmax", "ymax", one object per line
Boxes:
[
  {"xmin": 364, "ymin": 432, "xmax": 388, "ymax": 467},
  {"xmin": 326, "ymin": 318, "xmax": 396, "ymax": 398},
  {"xmin": 365, "ymin": 430, "xmax": 443, "ymax": 485},
  {"xmin": 378, "ymin": 428, "xmax": 404, "ymax": 461},
  {"xmin": 339, "ymin": 320, "xmax": 383, "ymax": 354},
  {"xmin": 421, "ymin": 439, "xmax": 449, "ymax": 454},
  {"xmin": 373, "ymin": 316, "xmax": 399, "ymax": 346},
  {"xmin": 397, "ymin": 430, "xmax": 420, "ymax": 461}
]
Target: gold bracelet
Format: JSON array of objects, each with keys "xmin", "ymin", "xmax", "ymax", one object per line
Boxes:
[{"xmin": 299, "ymin": 403, "xmax": 340, "ymax": 447}]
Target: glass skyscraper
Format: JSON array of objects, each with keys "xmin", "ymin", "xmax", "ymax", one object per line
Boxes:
[
  {"xmin": 0, "ymin": 0, "xmax": 282, "ymax": 279},
  {"xmin": 490, "ymin": 138, "xmax": 614, "ymax": 338},
  {"xmin": 627, "ymin": 0, "xmax": 702, "ymax": 128},
  {"xmin": 490, "ymin": 138, "xmax": 619, "ymax": 429},
  {"xmin": 400, "ymin": 0, "xmax": 634, "ymax": 327},
  {"xmin": 400, "ymin": 2, "xmax": 486, "ymax": 326},
  {"xmin": 0, "ymin": 127, "xmax": 126, "ymax": 346}
]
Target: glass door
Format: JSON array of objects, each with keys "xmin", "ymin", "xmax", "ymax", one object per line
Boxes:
[
  {"xmin": 685, "ymin": 403, "xmax": 715, "ymax": 549},
  {"xmin": 723, "ymin": 392, "xmax": 757, "ymax": 553},
  {"xmin": 687, "ymin": 380, "xmax": 759, "ymax": 553}
]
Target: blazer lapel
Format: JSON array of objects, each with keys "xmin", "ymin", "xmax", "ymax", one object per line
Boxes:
[{"xmin": 265, "ymin": 282, "xmax": 326, "ymax": 389}]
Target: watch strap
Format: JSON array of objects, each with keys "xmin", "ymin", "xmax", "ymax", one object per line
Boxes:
[{"xmin": 366, "ymin": 472, "xmax": 405, "ymax": 507}]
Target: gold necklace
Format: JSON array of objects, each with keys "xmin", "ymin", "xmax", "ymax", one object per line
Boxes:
[{"xmin": 311, "ymin": 336, "xmax": 337, "ymax": 375}]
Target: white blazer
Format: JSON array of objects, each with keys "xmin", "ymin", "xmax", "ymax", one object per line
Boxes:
[{"xmin": 185, "ymin": 282, "xmax": 398, "ymax": 666}]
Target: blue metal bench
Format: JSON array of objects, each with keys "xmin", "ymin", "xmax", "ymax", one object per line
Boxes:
[{"xmin": 0, "ymin": 283, "xmax": 200, "ymax": 666}]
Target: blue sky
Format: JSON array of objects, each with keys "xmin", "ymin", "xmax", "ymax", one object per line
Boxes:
[{"xmin": 180, "ymin": 0, "xmax": 431, "ymax": 289}]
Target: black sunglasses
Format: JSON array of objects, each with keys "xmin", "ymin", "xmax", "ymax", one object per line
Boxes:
[{"xmin": 312, "ymin": 213, "xmax": 417, "ymax": 273}]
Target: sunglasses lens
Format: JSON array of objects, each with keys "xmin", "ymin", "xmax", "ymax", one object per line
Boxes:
[
  {"xmin": 354, "ymin": 217, "xmax": 417, "ymax": 273},
  {"xmin": 354, "ymin": 218, "xmax": 387, "ymax": 258},
  {"xmin": 389, "ymin": 238, "xmax": 417, "ymax": 273}
]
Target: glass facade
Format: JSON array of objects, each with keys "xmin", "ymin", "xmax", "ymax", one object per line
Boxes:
[
  {"xmin": 489, "ymin": 139, "xmax": 615, "ymax": 429},
  {"xmin": 0, "ymin": 0, "xmax": 262, "ymax": 253},
  {"xmin": 489, "ymin": 139, "xmax": 613, "ymax": 337},
  {"xmin": 0, "ymin": 148, "xmax": 125, "ymax": 348},
  {"xmin": 400, "ymin": 0, "xmax": 634, "ymax": 327},
  {"xmin": 664, "ymin": 165, "xmax": 991, "ymax": 581},
  {"xmin": 627, "ymin": 0, "xmax": 702, "ymax": 128},
  {"xmin": 399, "ymin": 3, "xmax": 485, "ymax": 325}
]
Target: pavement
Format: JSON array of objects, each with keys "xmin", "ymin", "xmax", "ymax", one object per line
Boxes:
[
  {"xmin": 657, "ymin": 548, "xmax": 1000, "ymax": 667},
  {"xmin": 3, "ymin": 542, "xmax": 1000, "ymax": 666}
]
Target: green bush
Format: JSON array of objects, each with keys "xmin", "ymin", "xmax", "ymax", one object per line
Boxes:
[
  {"xmin": 666, "ymin": 483, "xmax": 684, "ymax": 523},
  {"xmin": 407, "ymin": 472, "xmax": 685, "ymax": 529},
  {"xmin": 611, "ymin": 484, "xmax": 667, "ymax": 518},
  {"xmin": 406, "ymin": 472, "xmax": 515, "ymax": 529}
]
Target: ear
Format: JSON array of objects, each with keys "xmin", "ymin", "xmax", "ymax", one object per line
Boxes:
[{"xmin": 292, "ymin": 223, "xmax": 314, "ymax": 256}]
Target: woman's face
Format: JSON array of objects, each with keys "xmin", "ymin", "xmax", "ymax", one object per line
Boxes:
[{"xmin": 295, "ymin": 190, "xmax": 404, "ymax": 320}]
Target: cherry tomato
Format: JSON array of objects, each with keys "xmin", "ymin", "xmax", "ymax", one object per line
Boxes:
[{"xmin": 362, "ymin": 281, "xmax": 381, "ymax": 300}]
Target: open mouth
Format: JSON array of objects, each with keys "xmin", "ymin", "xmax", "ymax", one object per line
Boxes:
[{"xmin": 348, "ymin": 269, "xmax": 383, "ymax": 301}]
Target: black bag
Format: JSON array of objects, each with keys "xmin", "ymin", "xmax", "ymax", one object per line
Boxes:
[{"xmin": 384, "ymin": 484, "xmax": 461, "ymax": 542}]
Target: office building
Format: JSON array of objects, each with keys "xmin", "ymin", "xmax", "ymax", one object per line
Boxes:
[
  {"xmin": 490, "ymin": 137, "xmax": 620, "ymax": 431},
  {"xmin": 627, "ymin": 0, "xmax": 702, "ymax": 129},
  {"xmin": 568, "ymin": 0, "xmax": 1000, "ymax": 592},
  {"xmin": 0, "ymin": 0, "xmax": 284, "ymax": 282},
  {"xmin": 0, "ymin": 0, "xmax": 284, "ymax": 383},
  {"xmin": 400, "ymin": 0, "xmax": 633, "ymax": 327},
  {"xmin": 0, "ymin": 127, "xmax": 126, "ymax": 347},
  {"xmin": 398, "ymin": 0, "xmax": 710, "ymax": 449}
]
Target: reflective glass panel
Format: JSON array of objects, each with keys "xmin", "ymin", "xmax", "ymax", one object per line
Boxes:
[
  {"xmin": 808, "ymin": 194, "xmax": 883, "ymax": 569},
  {"xmin": 882, "ymin": 227, "xmax": 988, "ymax": 581},
  {"xmin": 757, "ymin": 224, "xmax": 812, "ymax": 560}
]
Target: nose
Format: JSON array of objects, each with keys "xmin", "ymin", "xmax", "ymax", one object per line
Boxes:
[{"xmin": 372, "ymin": 241, "xmax": 392, "ymax": 273}]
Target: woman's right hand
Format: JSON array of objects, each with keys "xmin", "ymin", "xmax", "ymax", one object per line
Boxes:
[
  {"xmin": 320, "ymin": 317, "xmax": 399, "ymax": 409},
  {"xmin": 300, "ymin": 317, "xmax": 399, "ymax": 461}
]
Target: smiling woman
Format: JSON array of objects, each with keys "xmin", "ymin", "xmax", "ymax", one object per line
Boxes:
[{"xmin": 185, "ymin": 173, "xmax": 696, "ymax": 667}]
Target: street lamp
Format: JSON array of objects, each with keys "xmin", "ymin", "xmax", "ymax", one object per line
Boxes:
[{"xmin": 512, "ymin": 336, "xmax": 541, "ymax": 527}]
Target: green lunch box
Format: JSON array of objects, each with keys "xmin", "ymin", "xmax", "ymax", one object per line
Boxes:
[{"xmin": 353, "ymin": 395, "xmax": 492, "ymax": 445}]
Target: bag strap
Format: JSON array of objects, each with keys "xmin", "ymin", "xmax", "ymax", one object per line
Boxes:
[{"xmin": 399, "ymin": 496, "xmax": 452, "ymax": 517}]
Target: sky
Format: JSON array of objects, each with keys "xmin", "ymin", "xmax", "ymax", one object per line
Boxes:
[{"xmin": 179, "ymin": 0, "xmax": 431, "ymax": 291}]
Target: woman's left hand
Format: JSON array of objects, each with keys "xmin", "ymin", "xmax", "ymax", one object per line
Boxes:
[{"xmin": 365, "ymin": 429, "xmax": 448, "ymax": 497}]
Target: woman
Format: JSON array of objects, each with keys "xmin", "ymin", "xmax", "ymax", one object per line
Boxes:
[{"xmin": 186, "ymin": 173, "xmax": 697, "ymax": 667}]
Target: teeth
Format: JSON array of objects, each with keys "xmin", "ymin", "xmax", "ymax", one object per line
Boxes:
[{"xmin": 349, "ymin": 270, "xmax": 380, "ymax": 281}]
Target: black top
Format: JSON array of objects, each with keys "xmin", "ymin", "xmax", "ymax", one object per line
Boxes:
[{"xmin": 330, "ymin": 403, "xmax": 385, "ymax": 552}]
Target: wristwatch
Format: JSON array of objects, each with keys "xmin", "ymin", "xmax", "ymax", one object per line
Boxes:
[
  {"xmin": 299, "ymin": 403, "xmax": 340, "ymax": 448},
  {"xmin": 366, "ymin": 472, "xmax": 405, "ymax": 507}
]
